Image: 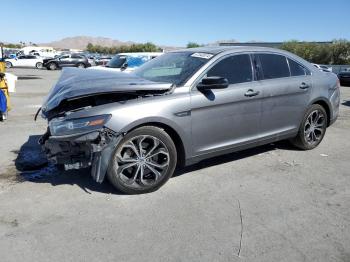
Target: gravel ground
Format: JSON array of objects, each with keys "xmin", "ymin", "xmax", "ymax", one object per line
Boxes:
[{"xmin": 0, "ymin": 68, "xmax": 349, "ymax": 262}]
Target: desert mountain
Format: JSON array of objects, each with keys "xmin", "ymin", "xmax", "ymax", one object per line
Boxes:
[
  {"xmin": 41, "ymin": 36, "xmax": 180, "ymax": 51},
  {"xmin": 42, "ymin": 36, "xmax": 136, "ymax": 50}
]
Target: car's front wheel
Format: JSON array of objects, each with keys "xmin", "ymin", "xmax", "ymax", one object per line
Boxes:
[
  {"xmin": 107, "ymin": 126, "xmax": 177, "ymax": 194},
  {"xmin": 290, "ymin": 104, "xmax": 327, "ymax": 150},
  {"xmin": 48, "ymin": 62, "xmax": 57, "ymax": 70},
  {"xmin": 5, "ymin": 62, "xmax": 12, "ymax": 68}
]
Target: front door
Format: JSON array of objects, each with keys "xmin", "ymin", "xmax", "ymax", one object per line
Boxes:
[
  {"xmin": 15, "ymin": 56, "xmax": 27, "ymax": 67},
  {"xmin": 190, "ymin": 54, "xmax": 263, "ymax": 156},
  {"xmin": 58, "ymin": 55, "xmax": 72, "ymax": 67}
]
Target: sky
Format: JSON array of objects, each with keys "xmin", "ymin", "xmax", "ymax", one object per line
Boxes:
[{"xmin": 3, "ymin": 0, "xmax": 350, "ymax": 46}]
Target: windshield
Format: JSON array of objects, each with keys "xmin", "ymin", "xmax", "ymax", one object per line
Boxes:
[
  {"xmin": 127, "ymin": 56, "xmax": 148, "ymax": 68},
  {"xmin": 106, "ymin": 55, "xmax": 127, "ymax": 68},
  {"xmin": 134, "ymin": 52, "xmax": 212, "ymax": 86}
]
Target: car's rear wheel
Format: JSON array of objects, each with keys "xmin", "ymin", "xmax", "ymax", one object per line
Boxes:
[
  {"xmin": 48, "ymin": 62, "xmax": 57, "ymax": 70},
  {"xmin": 5, "ymin": 62, "xmax": 12, "ymax": 68},
  {"xmin": 35, "ymin": 62, "xmax": 43, "ymax": 69},
  {"xmin": 290, "ymin": 104, "xmax": 327, "ymax": 150},
  {"xmin": 107, "ymin": 126, "xmax": 177, "ymax": 194},
  {"xmin": 77, "ymin": 63, "xmax": 85, "ymax": 68}
]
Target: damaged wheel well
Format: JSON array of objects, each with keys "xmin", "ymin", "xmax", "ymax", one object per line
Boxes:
[
  {"xmin": 313, "ymin": 100, "xmax": 331, "ymax": 127},
  {"xmin": 128, "ymin": 122, "xmax": 186, "ymax": 168}
]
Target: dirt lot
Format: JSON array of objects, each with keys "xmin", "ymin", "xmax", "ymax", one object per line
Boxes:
[{"xmin": 0, "ymin": 68, "xmax": 349, "ymax": 262}]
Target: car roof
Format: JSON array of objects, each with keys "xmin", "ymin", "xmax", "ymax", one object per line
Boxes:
[
  {"xmin": 171, "ymin": 46, "xmax": 316, "ymax": 69},
  {"xmin": 172, "ymin": 46, "xmax": 292, "ymax": 55},
  {"xmin": 118, "ymin": 52, "xmax": 163, "ymax": 56}
]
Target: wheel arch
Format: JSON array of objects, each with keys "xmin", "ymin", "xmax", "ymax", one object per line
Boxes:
[
  {"xmin": 310, "ymin": 98, "xmax": 331, "ymax": 127},
  {"xmin": 49, "ymin": 61, "xmax": 59, "ymax": 67}
]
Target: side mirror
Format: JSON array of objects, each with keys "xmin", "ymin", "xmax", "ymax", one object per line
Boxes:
[
  {"xmin": 121, "ymin": 63, "xmax": 128, "ymax": 71},
  {"xmin": 197, "ymin": 76, "xmax": 229, "ymax": 91}
]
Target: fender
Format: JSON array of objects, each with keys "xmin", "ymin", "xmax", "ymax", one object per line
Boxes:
[{"xmin": 106, "ymin": 115, "xmax": 192, "ymax": 159}]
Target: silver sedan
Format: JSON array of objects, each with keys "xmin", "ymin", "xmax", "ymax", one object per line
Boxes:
[{"xmin": 40, "ymin": 46, "xmax": 340, "ymax": 194}]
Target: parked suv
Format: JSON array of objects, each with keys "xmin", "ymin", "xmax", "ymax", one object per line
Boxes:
[
  {"xmin": 40, "ymin": 47, "xmax": 340, "ymax": 194},
  {"xmin": 43, "ymin": 54, "xmax": 90, "ymax": 70},
  {"xmin": 338, "ymin": 68, "xmax": 350, "ymax": 86}
]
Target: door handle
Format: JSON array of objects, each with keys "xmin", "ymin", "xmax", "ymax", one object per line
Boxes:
[
  {"xmin": 299, "ymin": 82, "xmax": 309, "ymax": 89},
  {"xmin": 244, "ymin": 89, "xmax": 260, "ymax": 97}
]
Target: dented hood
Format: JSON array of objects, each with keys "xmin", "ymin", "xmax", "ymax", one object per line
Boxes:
[{"xmin": 42, "ymin": 67, "xmax": 172, "ymax": 113}]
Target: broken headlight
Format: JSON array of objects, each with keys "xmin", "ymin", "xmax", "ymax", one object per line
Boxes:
[{"xmin": 49, "ymin": 114, "xmax": 111, "ymax": 136}]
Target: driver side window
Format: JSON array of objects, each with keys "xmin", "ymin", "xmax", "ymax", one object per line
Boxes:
[{"xmin": 207, "ymin": 54, "xmax": 253, "ymax": 85}]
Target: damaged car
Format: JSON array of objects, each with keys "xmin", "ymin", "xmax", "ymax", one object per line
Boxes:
[{"xmin": 39, "ymin": 47, "xmax": 340, "ymax": 194}]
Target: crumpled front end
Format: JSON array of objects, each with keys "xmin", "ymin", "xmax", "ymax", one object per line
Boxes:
[
  {"xmin": 38, "ymin": 67, "xmax": 173, "ymax": 183},
  {"xmin": 40, "ymin": 126, "xmax": 122, "ymax": 183}
]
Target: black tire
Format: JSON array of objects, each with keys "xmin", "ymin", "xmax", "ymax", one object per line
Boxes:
[
  {"xmin": 35, "ymin": 62, "xmax": 43, "ymax": 69},
  {"xmin": 77, "ymin": 63, "xmax": 85, "ymax": 68},
  {"xmin": 5, "ymin": 62, "xmax": 12, "ymax": 68},
  {"xmin": 0, "ymin": 111, "xmax": 7, "ymax": 121},
  {"xmin": 48, "ymin": 62, "xmax": 57, "ymax": 70},
  {"xmin": 107, "ymin": 126, "xmax": 177, "ymax": 194},
  {"xmin": 290, "ymin": 104, "xmax": 327, "ymax": 150}
]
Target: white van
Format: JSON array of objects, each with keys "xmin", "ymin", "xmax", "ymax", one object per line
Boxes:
[{"xmin": 19, "ymin": 46, "xmax": 60, "ymax": 58}]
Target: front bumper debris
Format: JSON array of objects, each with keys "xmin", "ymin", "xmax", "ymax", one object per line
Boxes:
[{"xmin": 40, "ymin": 128, "xmax": 122, "ymax": 183}]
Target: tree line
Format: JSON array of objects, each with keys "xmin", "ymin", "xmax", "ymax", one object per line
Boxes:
[
  {"xmin": 186, "ymin": 39, "xmax": 350, "ymax": 65},
  {"xmin": 280, "ymin": 40, "xmax": 350, "ymax": 65},
  {"xmin": 86, "ymin": 42, "xmax": 161, "ymax": 54},
  {"xmin": 0, "ymin": 43, "xmax": 22, "ymax": 48}
]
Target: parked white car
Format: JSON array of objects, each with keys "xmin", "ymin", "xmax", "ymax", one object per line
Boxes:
[
  {"xmin": 5, "ymin": 55, "xmax": 44, "ymax": 69},
  {"xmin": 90, "ymin": 52, "xmax": 164, "ymax": 72},
  {"xmin": 312, "ymin": 64, "xmax": 332, "ymax": 72}
]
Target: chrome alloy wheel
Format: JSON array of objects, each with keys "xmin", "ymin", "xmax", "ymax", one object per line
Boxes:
[
  {"xmin": 304, "ymin": 109, "xmax": 326, "ymax": 145},
  {"xmin": 115, "ymin": 135, "xmax": 170, "ymax": 189}
]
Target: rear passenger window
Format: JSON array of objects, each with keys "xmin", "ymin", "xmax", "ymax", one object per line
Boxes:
[
  {"xmin": 259, "ymin": 54, "xmax": 290, "ymax": 79},
  {"xmin": 288, "ymin": 58, "xmax": 309, "ymax": 76},
  {"xmin": 207, "ymin": 54, "xmax": 252, "ymax": 84},
  {"xmin": 71, "ymin": 54, "xmax": 83, "ymax": 59}
]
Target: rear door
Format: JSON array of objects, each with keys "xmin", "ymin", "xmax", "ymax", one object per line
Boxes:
[
  {"xmin": 255, "ymin": 53, "xmax": 312, "ymax": 137},
  {"xmin": 190, "ymin": 53, "xmax": 263, "ymax": 155},
  {"xmin": 24, "ymin": 55, "xmax": 37, "ymax": 67},
  {"xmin": 71, "ymin": 54, "xmax": 85, "ymax": 66}
]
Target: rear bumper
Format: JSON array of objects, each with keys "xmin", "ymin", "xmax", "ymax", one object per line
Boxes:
[
  {"xmin": 40, "ymin": 128, "xmax": 122, "ymax": 183},
  {"xmin": 329, "ymin": 114, "xmax": 338, "ymax": 126},
  {"xmin": 329, "ymin": 87, "xmax": 340, "ymax": 126}
]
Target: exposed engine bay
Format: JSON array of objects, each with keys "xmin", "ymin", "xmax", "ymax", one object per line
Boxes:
[{"xmin": 44, "ymin": 92, "xmax": 142, "ymax": 120}]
